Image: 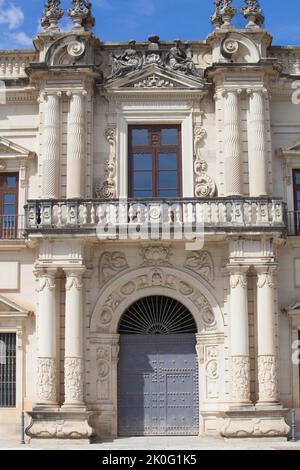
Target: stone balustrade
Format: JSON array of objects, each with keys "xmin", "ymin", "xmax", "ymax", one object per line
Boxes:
[
  {"xmin": 25, "ymin": 198, "xmax": 286, "ymax": 237},
  {"xmin": 0, "ymin": 53, "xmax": 38, "ymax": 79},
  {"xmin": 269, "ymin": 47, "xmax": 300, "ymax": 75}
]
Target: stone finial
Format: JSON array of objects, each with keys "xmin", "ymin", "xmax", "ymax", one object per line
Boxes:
[
  {"xmin": 219, "ymin": 0, "xmax": 237, "ymax": 29},
  {"xmin": 241, "ymin": 0, "xmax": 264, "ymax": 28},
  {"xmin": 211, "ymin": 0, "xmax": 223, "ymax": 29},
  {"xmin": 41, "ymin": 0, "xmax": 64, "ymax": 32},
  {"xmin": 68, "ymin": 0, "xmax": 95, "ymax": 31}
]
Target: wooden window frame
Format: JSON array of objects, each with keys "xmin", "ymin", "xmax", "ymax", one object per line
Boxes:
[
  {"xmin": 128, "ymin": 125, "xmax": 182, "ymax": 199},
  {"xmin": 0, "ymin": 173, "xmax": 19, "ymax": 238}
]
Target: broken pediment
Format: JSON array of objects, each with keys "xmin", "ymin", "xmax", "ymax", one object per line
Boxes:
[
  {"xmin": 105, "ymin": 64, "xmax": 206, "ymax": 91},
  {"xmin": 0, "ymin": 137, "xmax": 36, "ymax": 160}
]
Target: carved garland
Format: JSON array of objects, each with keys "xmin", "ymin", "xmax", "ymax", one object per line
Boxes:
[
  {"xmin": 194, "ymin": 126, "xmax": 216, "ymax": 198},
  {"xmin": 95, "ymin": 128, "xmax": 117, "ymax": 199}
]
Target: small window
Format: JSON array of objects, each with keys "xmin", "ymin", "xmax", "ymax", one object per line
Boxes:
[
  {"xmin": 129, "ymin": 126, "xmax": 181, "ymax": 198},
  {"xmin": 0, "ymin": 333, "xmax": 16, "ymax": 408}
]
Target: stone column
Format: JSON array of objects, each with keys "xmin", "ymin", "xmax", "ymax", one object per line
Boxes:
[
  {"xmin": 35, "ymin": 268, "xmax": 58, "ymax": 407},
  {"xmin": 256, "ymin": 265, "xmax": 279, "ymax": 405},
  {"xmin": 247, "ymin": 88, "xmax": 268, "ymax": 197},
  {"xmin": 63, "ymin": 269, "xmax": 85, "ymax": 408},
  {"xmin": 228, "ymin": 266, "xmax": 251, "ymax": 405},
  {"xmin": 223, "ymin": 89, "xmax": 243, "ymax": 196},
  {"xmin": 66, "ymin": 91, "xmax": 86, "ymax": 199},
  {"xmin": 41, "ymin": 92, "xmax": 61, "ymax": 199}
]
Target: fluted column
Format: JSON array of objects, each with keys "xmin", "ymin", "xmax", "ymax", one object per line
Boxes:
[
  {"xmin": 223, "ymin": 89, "xmax": 243, "ymax": 196},
  {"xmin": 35, "ymin": 268, "xmax": 58, "ymax": 407},
  {"xmin": 256, "ymin": 265, "xmax": 279, "ymax": 405},
  {"xmin": 63, "ymin": 269, "xmax": 85, "ymax": 408},
  {"xmin": 228, "ymin": 266, "xmax": 251, "ymax": 405},
  {"xmin": 247, "ymin": 88, "xmax": 268, "ymax": 196},
  {"xmin": 41, "ymin": 92, "xmax": 61, "ymax": 199},
  {"xmin": 66, "ymin": 91, "xmax": 86, "ymax": 199}
]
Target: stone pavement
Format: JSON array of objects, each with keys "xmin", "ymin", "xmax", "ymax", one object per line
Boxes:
[{"xmin": 1, "ymin": 436, "xmax": 300, "ymax": 450}]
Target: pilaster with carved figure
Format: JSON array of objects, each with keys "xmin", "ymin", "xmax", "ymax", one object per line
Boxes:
[
  {"xmin": 34, "ymin": 268, "xmax": 59, "ymax": 407},
  {"xmin": 63, "ymin": 268, "xmax": 86, "ymax": 408},
  {"xmin": 256, "ymin": 265, "xmax": 279, "ymax": 405},
  {"xmin": 228, "ymin": 265, "xmax": 252, "ymax": 405}
]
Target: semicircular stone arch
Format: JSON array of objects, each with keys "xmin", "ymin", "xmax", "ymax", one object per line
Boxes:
[{"xmin": 90, "ymin": 266, "xmax": 224, "ymax": 335}]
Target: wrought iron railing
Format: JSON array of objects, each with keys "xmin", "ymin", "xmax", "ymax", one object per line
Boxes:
[
  {"xmin": 288, "ymin": 211, "xmax": 300, "ymax": 235},
  {"xmin": 0, "ymin": 215, "xmax": 25, "ymax": 240},
  {"xmin": 25, "ymin": 198, "xmax": 287, "ymax": 237}
]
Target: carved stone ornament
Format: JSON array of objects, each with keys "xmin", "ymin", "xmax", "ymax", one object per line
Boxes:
[
  {"xmin": 68, "ymin": 0, "xmax": 95, "ymax": 31},
  {"xmin": 111, "ymin": 41, "xmax": 142, "ymax": 78},
  {"xmin": 37, "ymin": 358, "xmax": 57, "ymax": 402},
  {"xmin": 231, "ymin": 355, "xmax": 250, "ymax": 402},
  {"xmin": 145, "ymin": 35, "xmax": 163, "ymax": 65},
  {"xmin": 184, "ymin": 251, "xmax": 214, "ymax": 284},
  {"xmin": 95, "ymin": 269, "xmax": 216, "ymax": 333},
  {"xmin": 211, "ymin": 0, "xmax": 223, "ymax": 29},
  {"xmin": 65, "ymin": 357, "xmax": 84, "ymax": 402},
  {"xmin": 25, "ymin": 413, "xmax": 93, "ymax": 439},
  {"xmin": 41, "ymin": 0, "xmax": 64, "ymax": 31},
  {"xmin": 134, "ymin": 75, "xmax": 175, "ymax": 89},
  {"xmin": 141, "ymin": 245, "xmax": 172, "ymax": 267},
  {"xmin": 110, "ymin": 39, "xmax": 200, "ymax": 79},
  {"xmin": 241, "ymin": 0, "xmax": 264, "ymax": 28},
  {"xmin": 99, "ymin": 252, "xmax": 129, "ymax": 284},
  {"xmin": 194, "ymin": 127, "xmax": 216, "ymax": 198},
  {"xmin": 258, "ymin": 355, "xmax": 278, "ymax": 402},
  {"xmin": 221, "ymin": 38, "xmax": 240, "ymax": 59},
  {"xmin": 219, "ymin": 0, "xmax": 237, "ymax": 28},
  {"xmin": 95, "ymin": 128, "xmax": 117, "ymax": 199},
  {"xmin": 166, "ymin": 40, "xmax": 197, "ymax": 76},
  {"xmin": 67, "ymin": 41, "xmax": 86, "ymax": 59}
]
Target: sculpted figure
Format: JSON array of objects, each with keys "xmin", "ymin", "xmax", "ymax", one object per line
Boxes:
[
  {"xmin": 112, "ymin": 40, "xmax": 141, "ymax": 77},
  {"xmin": 166, "ymin": 40, "xmax": 196, "ymax": 75}
]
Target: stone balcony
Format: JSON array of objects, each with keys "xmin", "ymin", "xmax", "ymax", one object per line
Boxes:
[{"xmin": 24, "ymin": 198, "xmax": 287, "ymax": 241}]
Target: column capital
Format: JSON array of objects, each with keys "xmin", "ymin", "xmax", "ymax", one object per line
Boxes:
[
  {"xmin": 227, "ymin": 265, "xmax": 249, "ymax": 288},
  {"xmin": 246, "ymin": 86, "xmax": 269, "ymax": 97},
  {"xmin": 64, "ymin": 267, "xmax": 86, "ymax": 291},
  {"xmin": 66, "ymin": 89, "xmax": 88, "ymax": 98},
  {"xmin": 34, "ymin": 267, "xmax": 58, "ymax": 292},
  {"xmin": 256, "ymin": 264, "xmax": 278, "ymax": 289}
]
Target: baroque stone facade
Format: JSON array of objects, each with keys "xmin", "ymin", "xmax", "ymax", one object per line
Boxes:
[{"xmin": 0, "ymin": 0, "xmax": 300, "ymax": 443}]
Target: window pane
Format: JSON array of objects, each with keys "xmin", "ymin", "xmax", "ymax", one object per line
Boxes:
[
  {"xmin": 133, "ymin": 172, "xmax": 152, "ymax": 190},
  {"xmin": 4, "ymin": 194, "xmax": 15, "ymax": 204},
  {"xmin": 6, "ymin": 176, "xmax": 17, "ymax": 188},
  {"xmin": 132, "ymin": 129, "xmax": 148, "ymax": 146},
  {"xmin": 158, "ymin": 189, "xmax": 178, "ymax": 197},
  {"xmin": 295, "ymin": 172, "xmax": 300, "ymax": 185},
  {"xmin": 161, "ymin": 128, "xmax": 178, "ymax": 145},
  {"xmin": 133, "ymin": 153, "xmax": 152, "ymax": 170},
  {"xmin": 158, "ymin": 153, "xmax": 177, "ymax": 170},
  {"xmin": 158, "ymin": 172, "xmax": 177, "ymax": 189},
  {"xmin": 4, "ymin": 206, "xmax": 15, "ymax": 216},
  {"xmin": 133, "ymin": 190, "xmax": 153, "ymax": 198}
]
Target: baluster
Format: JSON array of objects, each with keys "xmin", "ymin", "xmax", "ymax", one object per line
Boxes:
[
  {"xmin": 57, "ymin": 204, "xmax": 62, "ymax": 226},
  {"xmin": 82, "ymin": 204, "xmax": 88, "ymax": 225},
  {"xmin": 175, "ymin": 204, "xmax": 182, "ymax": 224},
  {"xmin": 91, "ymin": 204, "xmax": 95, "ymax": 224},
  {"xmin": 129, "ymin": 204, "xmax": 135, "ymax": 224}
]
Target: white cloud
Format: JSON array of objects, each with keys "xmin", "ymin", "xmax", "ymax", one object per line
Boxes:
[
  {"xmin": 6, "ymin": 31, "xmax": 32, "ymax": 47},
  {"xmin": 0, "ymin": 0, "xmax": 24, "ymax": 30}
]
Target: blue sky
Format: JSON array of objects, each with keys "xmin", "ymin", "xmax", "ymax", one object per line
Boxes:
[{"xmin": 0, "ymin": 0, "xmax": 300, "ymax": 49}]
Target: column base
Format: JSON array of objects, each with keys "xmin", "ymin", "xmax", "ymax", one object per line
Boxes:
[
  {"xmin": 25, "ymin": 410, "xmax": 95, "ymax": 442},
  {"xmin": 220, "ymin": 408, "xmax": 290, "ymax": 438}
]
